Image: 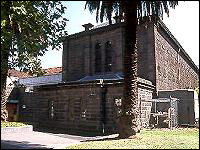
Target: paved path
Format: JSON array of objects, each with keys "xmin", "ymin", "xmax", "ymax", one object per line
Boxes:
[{"xmin": 1, "ymin": 131, "xmax": 118, "ymax": 149}]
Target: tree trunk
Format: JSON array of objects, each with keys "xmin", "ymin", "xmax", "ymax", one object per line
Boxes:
[
  {"xmin": 118, "ymin": 1, "xmax": 140, "ymax": 138},
  {"xmin": 1, "ymin": 1, "xmax": 11, "ymax": 121},
  {"xmin": 1, "ymin": 48, "xmax": 9, "ymax": 121}
]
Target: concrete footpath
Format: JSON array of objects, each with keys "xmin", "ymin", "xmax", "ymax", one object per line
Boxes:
[{"xmin": 1, "ymin": 131, "xmax": 118, "ymax": 149}]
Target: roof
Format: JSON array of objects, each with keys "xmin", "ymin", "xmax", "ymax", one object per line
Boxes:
[
  {"xmin": 77, "ymin": 72, "xmax": 153, "ymax": 85},
  {"xmin": 78, "ymin": 72, "xmax": 123, "ymax": 81},
  {"xmin": 17, "ymin": 67, "xmax": 63, "ymax": 86},
  {"xmin": 18, "ymin": 73, "xmax": 62, "ymax": 86},
  {"xmin": 8, "ymin": 67, "xmax": 62, "ymax": 79},
  {"xmin": 43, "ymin": 67, "xmax": 62, "ymax": 75},
  {"xmin": 7, "ymin": 99, "xmax": 19, "ymax": 104},
  {"xmin": 8, "ymin": 69, "xmax": 30, "ymax": 78}
]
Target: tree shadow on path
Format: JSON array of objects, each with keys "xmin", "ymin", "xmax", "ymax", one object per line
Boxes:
[{"xmin": 1, "ymin": 140, "xmax": 52, "ymax": 149}]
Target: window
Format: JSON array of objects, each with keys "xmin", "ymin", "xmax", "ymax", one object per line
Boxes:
[
  {"xmin": 68, "ymin": 99, "xmax": 74, "ymax": 121},
  {"xmin": 113, "ymin": 97, "xmax": 122, "ymax": 118},
  {"xmin": 105, "ymin": 41, "xmax": 113, "ymax": 72},
  {"xmin": 95, "ymin": 42, "xmax": 102, "ymax": 73}
]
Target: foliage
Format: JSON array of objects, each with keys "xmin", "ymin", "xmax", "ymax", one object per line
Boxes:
[
  {"xmin": 1, "ymin": 121, "xmax": 28, "ymax": 128},
  {"xmin": 1, "ymin": 1, "xmax": 68, "ymax": 114},
  {"xmin": 1, "ymin": 1, "xmax": 68, "ymax": 75},
  {"xmin": 85, "ymin": 1, "xmax": 178, "ymax": 24},
  {"xmin": 66, "ymin": 128, "xmax": 199, "ymax": 149}
]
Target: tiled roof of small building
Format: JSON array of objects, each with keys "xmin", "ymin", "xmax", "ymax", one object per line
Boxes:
[
  {"xmin": 8, "ymin": 67, "xmax": 62, "ymax": 79},
  {"xmin": 43, "ymin": 67, "xmax": 62, "ymax": 75},
  {"xmin": 8, "ymin": 69, "xmax": 31, "ymax": 78}
]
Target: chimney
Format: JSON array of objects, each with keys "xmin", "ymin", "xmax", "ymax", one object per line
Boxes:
[{"xmin": 82, "ymin": 23, "xmax": 94, "ymax": 31}]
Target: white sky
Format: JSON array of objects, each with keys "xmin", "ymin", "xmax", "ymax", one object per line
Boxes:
[{"xmin": 40, "ymin": 1, "xmax": 199, "ymax": 69}]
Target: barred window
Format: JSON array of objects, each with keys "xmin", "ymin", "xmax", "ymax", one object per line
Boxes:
[
  {"xmin": 95, "ymin": 42, "xmax": 102, "ymax": 73},
  {"xmin": 105, "ymin": 41, "xmax": 113, "ymax": 72}
]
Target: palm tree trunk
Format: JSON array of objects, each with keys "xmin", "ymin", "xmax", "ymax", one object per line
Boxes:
[{"xmin": 118, "ymin": 1, "xmax": 140, "ymax": 138}]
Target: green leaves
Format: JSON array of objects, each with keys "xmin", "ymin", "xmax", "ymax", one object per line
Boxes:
[
  {"xmin": 1, "ymin": 1, "xmax": 68, "ymax": 76},
  {"xmin": 1, "ymin": 20, "xmax": 6, "ymax": 27},
  {"xmin": 85, "ymin": 1, "xmax": 179, "ymax": 24}
]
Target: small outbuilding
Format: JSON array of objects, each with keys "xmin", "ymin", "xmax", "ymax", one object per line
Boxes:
[{"xmin": 158, "ymin": 89, "xmax": 199, "ymax": 126}]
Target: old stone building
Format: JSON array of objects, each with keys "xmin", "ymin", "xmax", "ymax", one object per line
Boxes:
[
  {"xmin": 62, "ymin": 18, "xmax": 199, "ymax": 91},
  {"xmin": 19, "ymin": 78, "xmax": 155, "ymax": 134},
  {"xmin": 18, "ymin": 18, "xmax": 199, "ymax": 134}
]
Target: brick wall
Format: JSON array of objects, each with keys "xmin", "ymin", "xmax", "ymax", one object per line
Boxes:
[
  {"xmin": 154, "ymin": 23, "xmax": 199, "ymax": 90},
  {"xmin": 63, "ymin": 21, "xmax": 199, "ymax": 92},
  {"xmin": 20, "ymin": 84, "xmax": 103, "ymax": 133},
  {"xmin": 63, "ymin": 24, "xmax": 124, "ymax": 82},
  {"xmin": 137, "ymin": 22, "xmax": 157, "ymax": 85},
  {"xmin": 19, "ymin": 79, "xmax": 155, "ymax": 134}
]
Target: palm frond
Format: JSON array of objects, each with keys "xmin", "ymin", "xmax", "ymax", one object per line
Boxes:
[{"xmin": 85, "ymin": 1, "xmax": 179, "ymax": 24}]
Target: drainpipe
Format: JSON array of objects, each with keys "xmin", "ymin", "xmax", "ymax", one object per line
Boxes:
[
  {"xmin": 100, "ymin": 79, "xmax": 107, "ymax": 135},
  {"xmin": 89, "ymin": 31, "xmax": 92, "ymax": 75}
]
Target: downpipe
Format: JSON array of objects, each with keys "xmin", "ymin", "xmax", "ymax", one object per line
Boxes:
[{"xmin": 100, "ymin": 80, "xmax": 107, "ymax": 135}]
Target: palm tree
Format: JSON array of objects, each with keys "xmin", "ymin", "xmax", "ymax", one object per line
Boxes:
[{"xmin": 85, "ymin": 1, "xmax": 178, "ymax": 138}]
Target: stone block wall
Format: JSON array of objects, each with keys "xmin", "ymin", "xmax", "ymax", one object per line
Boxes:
[
  {"xmin": 63, "ymin": 24, "xmax": 124, "ymax": 82},
  {"xmin": 19, "ymin": 79, "xmax": 155, "ymax": 134},
  {"xmin": 20, "ymin": 84, "xmax": 103, "ymax": 133},
  {"xmin": 63, "ymin": 20, "xmax": 199, "ymax": 92},
  {"xmin": 106, "ymin": 79, "xmax": 154, "ymax": 130},
  {"xmin": 154, "ymin": 23, "xmax": 199, "ymax": 90},
  {"xmin": 137, "ymin": 22, "xmax": 157, "ymax": 85}
]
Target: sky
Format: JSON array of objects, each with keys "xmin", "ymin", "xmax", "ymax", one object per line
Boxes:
[{"xmin": 40, "ymin": 1, "xmax": 199, "ymax": 69}]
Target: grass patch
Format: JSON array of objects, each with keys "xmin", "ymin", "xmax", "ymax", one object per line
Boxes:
[
  {"xmin": 66, "ymin": 128, "xmax": 199, "ymax": 149},
  {"xmin": 1, "ymin": 121, "xmax": 28, "ymax": 128}
]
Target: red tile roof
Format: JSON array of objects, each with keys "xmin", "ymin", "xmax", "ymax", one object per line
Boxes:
[
  {"xmin": 8, "ymin": 67, "xmax": 62, "ymax": 78},
  {"xmin": 8, "ymin": 69, "xmax": 31, "ymax": 78},
  {"xmin": 43, "ymin": 67, "xmax": 62, "ymax": 75}
]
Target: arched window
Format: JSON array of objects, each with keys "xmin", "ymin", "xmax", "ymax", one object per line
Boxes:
[
  {"xmin": 95, "ymin": 42, "xmax": 102, "ymax": 73},
  {"xmin": 105, "ymin": 41, "xmax": 113, "ymax": 72}
]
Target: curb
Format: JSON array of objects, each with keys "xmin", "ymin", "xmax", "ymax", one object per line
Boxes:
[{"xmin": 1, "ymin": 125, "xmax": 33, "ymax": 133}]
